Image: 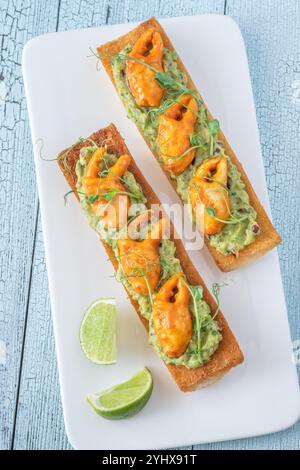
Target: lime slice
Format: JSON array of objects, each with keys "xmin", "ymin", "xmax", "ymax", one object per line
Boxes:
[
  {"xmin": 80, "ymin": 298, "xmax": 117, "ymax": 364},
  {"xmin": 87, "ymin": 368, "xmax": 153, "ymax": 419}
]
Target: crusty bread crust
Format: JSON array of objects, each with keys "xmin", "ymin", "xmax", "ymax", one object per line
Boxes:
[
  {"xmin": 97, "ymin": 17, "xmax": 281, "ymax": 272},
  {"xmin": 58, "ymin": 123, "xmax": 243, "ymax": 392}
]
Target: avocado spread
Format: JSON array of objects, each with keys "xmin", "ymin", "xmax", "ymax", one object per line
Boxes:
[
  {"xmin": 112, "ymin": 47, "xmax": 258, "ymax": 255},
  {"xmin": 75, "ymin": 147, "xmax": 221, "ymax": 368}
]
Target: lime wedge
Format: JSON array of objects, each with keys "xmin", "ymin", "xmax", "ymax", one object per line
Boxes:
[
  {"xmin": 80, "ymin": 298, "xmax": 117, "ymax": 364},
  {"xmin": 87, "ymin": 368, "xmax": 153, "ymax": 419}
]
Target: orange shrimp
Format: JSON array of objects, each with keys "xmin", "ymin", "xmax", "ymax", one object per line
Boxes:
[
  {"xmin": 189, "ymin": 156, "xmax": 230, "ymax": 235},
  {"xmin": 157, "ymin": 94, "xmax": 198, "ymax": 175},
  {"xmin": 117, "ymin": 215, "xmax": 165, "ymax": 295},
  {"xmin": 126, "ymin": 28, "xmax": 164, "ymax": 107},
  {"xmin": 152, "ymin": 273, "xmax": 192, "ymax": 358},
  {"xmin": 82, "ymin": 147, "xmax": 131, "ymax": 229}
]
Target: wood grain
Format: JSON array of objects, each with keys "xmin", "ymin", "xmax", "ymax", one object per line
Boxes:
[
  {"xmin": 13, "ymin": 217, "xmax": 71, "ymax": 450},
  {"xmin": 1, "ymin": 0, "xmax": 299, "ymax": 450},
  {"xmin": 0, "ymin": 0, "xmax": 60, "ymax": 450}
]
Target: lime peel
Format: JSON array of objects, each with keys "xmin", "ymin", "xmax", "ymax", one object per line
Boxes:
[
  {"xmin": 80, "ymin": 298, "xmax": 117, "ymax": 365},
  {"xmin": 87, "ymin": 368, "xmax": 153, "ymax": 419}
]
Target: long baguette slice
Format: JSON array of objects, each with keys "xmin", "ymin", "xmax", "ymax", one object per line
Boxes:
[
  {"xmin": 97, "ymin": 17, "xmax": 281, "ymax": 272},
  {"xmin": 57, "ymin": 123, "xmax": 243, "ymax": 392}
]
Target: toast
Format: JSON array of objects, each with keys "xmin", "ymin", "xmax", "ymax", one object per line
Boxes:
[
  {"xmin": 97, "ymin": 17, "xmax": 281, "ymax": 272},
  {"xmin": 58, "ymin": 123, "xmax": 244, "ymax": 392}
]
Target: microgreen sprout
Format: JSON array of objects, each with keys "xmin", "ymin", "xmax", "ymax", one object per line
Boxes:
[
  {"xmin": 161, "ymin": 144, "xmax": 204, "ymax": 163},
  {"xmin": 37, "ymin": 136, "xmax": 99, "ymax": 176},
  {"xmin": 211, "ymin": 281, "xmax": 228, "ymax": 319},
  {"xmin": 63, "ymin": 189, "xmax": 86, "ymax": 205},
  {"xmin": 176, "ymin": 274, "xmax": 203, "ymax": 364},
  {"xmin": 117, "ymin": 53, "xmax": 191, "ymax": 94},
  {"xmin": 99, "ymin": 188, "xmax": 143, "ymax": 203},
  {"xmin": 189, "ymin": 132, "xmax": 206, "ymax": 148},
  {"xmin": 87, "ymin": 194, "xmax": 100, "ymax": 204},
  {"xmin": 200, "ymin": 280, "xmax": 229, "ymax": 327},
  {"xmin": 205, "ymin": 206, "xmax": 249, "ymax": 225},
  {"xmin": 87, "ymin": 47, "xmax": 102, "ymax": 71},
  {"xmin": 115, "ymin": 251, "xmax": 156, "ymax": 306},
  {"xmin": 136, "ymin": 266, "xmax": 154, "ymax": 306},
  {"xmin": 207, "ymin": 119, "xmax": 220, "ymax": 155},
  {"xmin": 204, "ymin": 175, "xmax": 228, "ymax": 189}
]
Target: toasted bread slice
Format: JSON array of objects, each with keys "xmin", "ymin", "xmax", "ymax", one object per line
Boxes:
[
  {"xmin": 58, "ymin": 123, "xmax": 243, "ymax": 391},
  {"xmin": 97, "ymin": 18, "xmax": 281, "ymax": 272}
]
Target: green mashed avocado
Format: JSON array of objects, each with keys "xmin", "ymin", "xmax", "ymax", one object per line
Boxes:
[
  {"xmin": 75, "ymin": 147, "xmax": 221, "ymax": 368},
  {"xmin": 112, "ymin": 47, "xmax": 258, "ymax": 255}
]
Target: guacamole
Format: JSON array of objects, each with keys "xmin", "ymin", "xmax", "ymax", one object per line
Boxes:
[
  {"xmin": 112, "ymin": 46, "xmax": 259, "ymax": 256},
  {"xmin": 75, "ymin": 147, "xmax": 221, "ymax": 368}
]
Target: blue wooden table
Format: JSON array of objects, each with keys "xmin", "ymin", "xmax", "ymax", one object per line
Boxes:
[{"xmin": 0, "ymin": 0, "xmax": 299, "ymax": 450}]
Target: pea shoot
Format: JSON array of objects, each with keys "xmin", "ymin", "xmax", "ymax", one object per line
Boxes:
[
  {"xmin": 207, "ymin": 119, "xmax": 220, "ymax": 156},
  {"xmin": 206, "ymin": 206, "xmax": 249, "ymax": 225}
]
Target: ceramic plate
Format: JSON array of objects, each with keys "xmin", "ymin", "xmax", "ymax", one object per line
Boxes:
[{"xmin": 22, "ymin": 15, "xmax": 300, "ymax": 449}]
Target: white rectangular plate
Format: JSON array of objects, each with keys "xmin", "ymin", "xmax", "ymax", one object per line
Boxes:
[{"xmin": 22, "ymin": 15, "xmax": 299, "ymax": 450}]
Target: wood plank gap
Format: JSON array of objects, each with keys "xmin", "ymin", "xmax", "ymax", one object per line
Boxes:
[
  {"xmin": 224, "ymin": 0, "xmax": 227, "ymax": 14},
  {"xmin": 105, "ymin": 1, "xmax": 111, "ymax": 24},
  {"xmin": 56, "ymin": 0, "xmax": 62, "ymax": 32},
  {"xmin": 10, "ymin": 202, "xmax": 40, "ymax": 450}
]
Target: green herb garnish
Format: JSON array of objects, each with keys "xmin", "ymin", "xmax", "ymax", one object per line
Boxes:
[
  {"xmin": 207, "ymin": 119, "xmax": 220, "ymax": 155},
  {"xmin": 155, "ymin": 71, "xmax": 182, "ymax": 90},
  {"xmin": 63, "ymin": 189, "xmax": 86, "ymax": 205},
  {"xmin": 206, "ymin": 206, "xmax": 249, "ymax": 225},
  {"xmin": 116, "ymin": 252, "xmax": 156, "ymax": 306},
  {"xmin": 161, "ymin": 145, "xmax": 203, "ymax": 164},
  {"xmin": 212, "ymin": 283, "xmax": 222, "ymax": 319},
  {"xmin": 87, "ymin": 194, "xmax": 100, "ymax": 204},
  {"xmin": 38, "ymin": 136, "xmax": 99, "ymax": 176},
  {"xmin": 177, "ymin": 276, "xmax": 203, "ymax": 364},
  {"xmin": 211, "ymin": 281, "xmax": 229, "ymax": 320},
  {"xmin": 100, "ymin": 189, "xmax": 143, "ymax": 203},
  {"xmin": 190, "ymin": 132, "xmax": 204, "ymax": 148},
  {"xmin": 206, "ymin": 206, "xmax": 216, "ymax": 217}
]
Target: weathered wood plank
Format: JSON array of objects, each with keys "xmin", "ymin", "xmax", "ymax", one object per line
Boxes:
[
  {"xmin": 0, "ymin": 0, "xmax": 59, "ymax": 450},
  {"xmin": 195, "ymin": 0, "xmax": 300, "ymax": 451},
  {"xmin": 56, "ymin": 0, "xmax": 225, "ymax": 29},
  {"xmin": 12, "ymin": 0, "xmax": 299, "ymax": 450},
  {"xmin": 13, "ymin": 217, "xmax": 71, "ymax": 450},
  {"xmin": 12, "ymin": 0, "xmax": 225, "ymax": 450}
]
